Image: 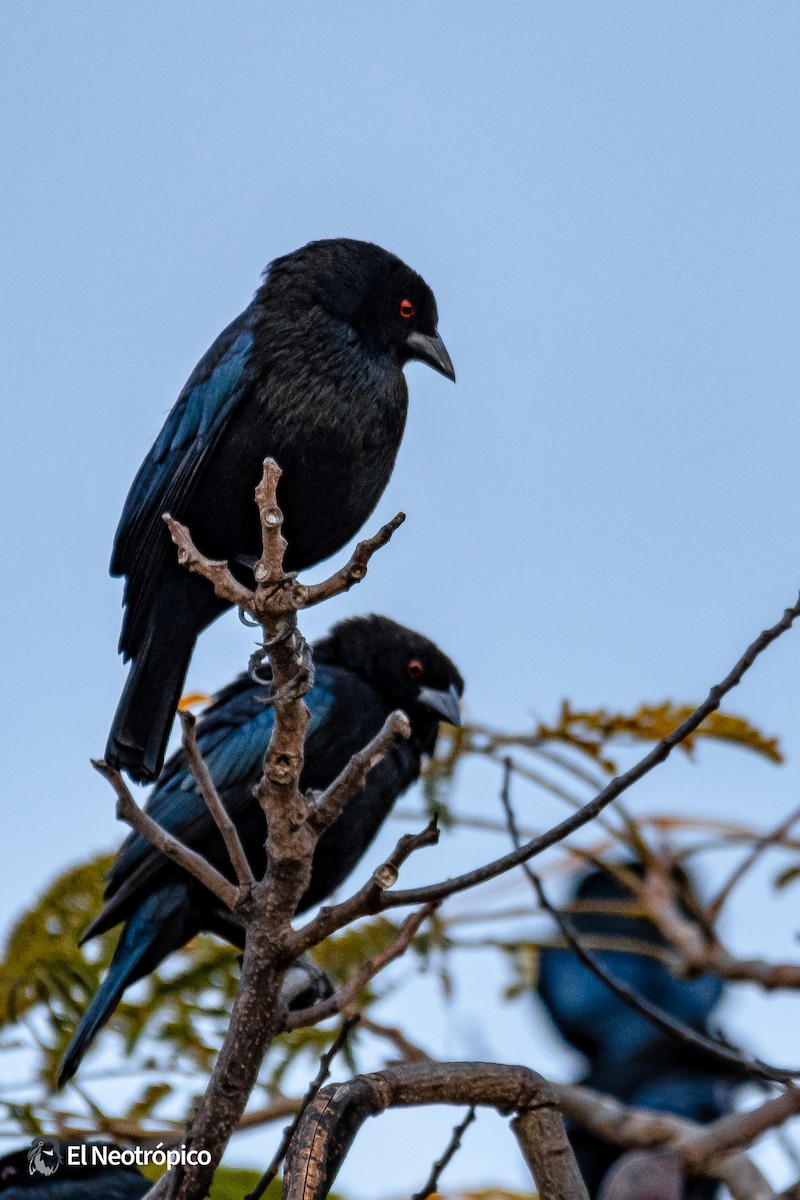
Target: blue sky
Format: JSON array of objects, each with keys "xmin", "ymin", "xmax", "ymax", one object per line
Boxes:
[{"xmin": 3, "ymin": 3, "xmax": 800, "ymax": 1193}]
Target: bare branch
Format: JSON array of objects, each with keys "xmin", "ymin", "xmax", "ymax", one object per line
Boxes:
[
  {"xmin": 282, "ymin": 1062, "xmax": 587, "ymax": 1200},
  {"xmin": 91, "ymin": 760, "xmax": 240, "ymax": 911},
  {"xmin": 253, "ymin": 458, "xmax": 289, "ymax": 584},
  {"xmin": 286, "ymin": 904, "xmax": 436, "ymax": 1030},
  {"xmin": 302, "ymin": 512, "xmax": 406, "ymax": 607},
  {"xmin": 497, "ymin": 760, "xmax": 795, "ymax": 1083},
  {"xmin": 163, "ymin": 515, "xmax": 253, "ymax": 609},
  {"xmin": 291, "ymin": 821, "xmax": 440, "ymax": 954},
  {"xmin": 409, "ymin": 1106, "xmax": 476, "ymax": 1200},
  {"xmin": 675, "ymin": 1087, "xmax": 800, "ymax": 1173},
  {"xmin": 551, "ymin": 1079, "xmax": 800, "ymax": 1169},
  {"xmin": 309, "ymin": 710, "xmax": 412, "ymax": 833},
  {"xmin": 707, "ymin": 802, "xmax": 800, "ymax": 923},
  {"xmin": 178, "ymin": 710, "xmax": 255, "ymax": 890},
  {"xmin": 641, "ymin": 870, "xmax": 800, "ymax": 992},
  {"xmin": 359, "ymin": 1017, "xmax": 433, "ymax": 1063},
  {"xmin": 379, "ymin": 590, "xmax": 800, "ymax": 909},
  {"xmin": 245, "ymin": 1017, "xmax": 359, "ymax": 1200}
]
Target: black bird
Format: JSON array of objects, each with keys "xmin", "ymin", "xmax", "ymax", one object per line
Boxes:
[
  {"xmin": 0, "ymin": 1142, "xmax": 148, "ymax": 1198},
  {"xmin": 537, "ymin": 865, "xmax": 740, "ymax": 1200},
  {"xmin": 107, "ymin": 238, "xmax": 455, "ymax": 782},
  {"xmin": 60, "ymin": 615, "xmax": 463, "ymax": 1085}
]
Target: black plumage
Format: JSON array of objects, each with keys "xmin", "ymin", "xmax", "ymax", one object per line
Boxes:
[
  {"xmin": 106, "ymin": 239, "xmax": 455, "ymax": 782},
  {"xmin": 60, "ymin": 615, "xmax": 463, "ymax": 1086},
  {"xmin": 0, "ymin": 1142, "xmax": 148, "ymax": 1199},
  {"xmin": 537, "ymin": 865, "xmax": 740, "ymax": 1200}
]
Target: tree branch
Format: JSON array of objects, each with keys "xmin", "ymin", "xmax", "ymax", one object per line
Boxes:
[
  {"xmin": 245, "ymin": 1017, "xmax": 359, "ymax": 1200},
  {"xmin": 139, "ymin": 460, "xmax": 403, "ymax": 1200},
  {"xmin": 308, "ymin": 711, "xmax": 411, "ymax": 834},
  {"xmin": 640, "ymin": 870, "xmax": 800, "ymax": 992},
  {"xmin": 282, "ymin": 1062, "xmax": 588, "ymax": 1200},
  {"xmin": 91, "ymin": 760, "xmax": 240, "ymax": 911},
  {"xmin": 285, "ymin": 904, "xmax": 436, "ymax": 1031},
  {"xmin": 497, "ymin": 760, "xmax": 795, "ymax": 1083},
  {"xmin": 377, "ymin": 590, "xmax": 800, "ymax": 909},
  {"xmin": 409, "ymin": 1106, "xmax": 476, "ymax": 1200},
  {"xmin": 178, "ymin": 709, "xmax": 255, "ymax": 890},
  {"xmin": 551, "ymin": 1078, "xmax": 800, "ymax": 1182},
  {"xmin": 291, "ymin": 821, "xmax": 440, "ymax": 955},
  {"xmin": 301, "ymin": 513, "xmax": 406, "ymax": 607}
]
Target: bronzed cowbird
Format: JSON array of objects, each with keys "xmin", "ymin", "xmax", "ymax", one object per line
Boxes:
[
  {"xmin": 106, "ymin": 239, "xmax": 454, "ymax": 782},
  {"xmin": 60, "ymin": 615, "xmax": 463, "ymax": 1085},
  {"xmin": 537, "ymin": 864, "xmax": 740, "ymax": 1200}
]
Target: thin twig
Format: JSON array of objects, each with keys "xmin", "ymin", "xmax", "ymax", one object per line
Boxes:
[
  {"xmin": 291, "ymin": 821, "xmax": 440, "ymax": 956},
  {"xmin": 286, "ymin": 904, "xmax": 436, "ymax": 1030},
  {"xmin": 360, "ymin": 1018, "xmax": 433, "ymax": 1063},
  {"xmin": 707, "ymin": 802, "xmax": 800, "ymax": 924},
  {"xmin": 178, "ymin": 710, "xmax": 255, "ymax": 890},
  {"xmin": 409, "ymin": 1106, "xmax": 477, "ymax": 1200},
  {"xmin": 301, "ymin": 513, "xmax": 406, "ymax": 607},
  {"xmin": 496, "ymin": 759, "xmax": 798, "ymax": 1084},
  {"xmin": 244, "ymin": 1016, "xmax": 359, "ymax": 1200},
  {"xmin": 164, "ymin": 515, "xmax": 253, "ymax": 608},
  {"xmin": 640, "ymin": 871, "xmax": 800, "ymax": 991},
  {"xmin": 309, "ymin": 710, "xmax": 411, "ymax": 832},
  {"xmin": 381, "ymin": 591, "xmax": 800, "ymax": 909},
  {"xmin": 91, "ymin": 760, "xmax": 240, "ymax": 911}
]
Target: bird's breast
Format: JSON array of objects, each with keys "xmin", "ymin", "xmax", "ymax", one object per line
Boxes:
[{"xmin": 199, "ymin": 352, "xmax": 408, "ymax": 571}]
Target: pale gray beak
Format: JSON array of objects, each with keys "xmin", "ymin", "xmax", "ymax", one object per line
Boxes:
[
  {"xmin": 405, "ymin": 329, "xmax": 456, "ymax": 381},
  {"xmin": 417, "ymin": 683, "xmax": 462, "ymax": 726}
]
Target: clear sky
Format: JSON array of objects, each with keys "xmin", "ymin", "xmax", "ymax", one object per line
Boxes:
[{"xmin": 3, "ymin": 3, "xmax": 800, "ymax": 1194}]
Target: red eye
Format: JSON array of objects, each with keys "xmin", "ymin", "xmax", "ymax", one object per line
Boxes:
[
  {"xmin": 399, "ymin": 298, "xmax": 415, "ymax": 319},
  {"xmin": 407, "ymin": 658, "xmax": 425, "ymax": 679}
]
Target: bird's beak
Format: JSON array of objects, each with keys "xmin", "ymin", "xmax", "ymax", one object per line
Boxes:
[
  {"xmin": 405, "ymin": 330, "xmax": 456, "ymax": 381},
  {"xmin": 417, "ymin": 683, "xmax": 462, "ymax": 726}
]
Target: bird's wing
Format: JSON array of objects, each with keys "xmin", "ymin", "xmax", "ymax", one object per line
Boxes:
[
  {"xmin": 111, "ymin": 313, "xmax": 257, "ymax": 581},
  {"xmin": 104, "ymin": 668, "xmax": 336, "ymax": 898}
]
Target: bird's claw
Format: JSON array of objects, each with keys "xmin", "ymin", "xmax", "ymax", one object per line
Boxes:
[{"xmin": 251, "ymin": 623, "xmax": 315, "ymax": 705}]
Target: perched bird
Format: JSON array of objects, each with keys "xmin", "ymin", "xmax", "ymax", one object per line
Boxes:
[
  {"xmin": 60, "ymin": 615, "xmax": 463, "ymax": 1085},
  {"xmin": 537, "ymin": 864, "xmax": 740, "ymax": 1200},
  {"xmin": 106, "ymin": 238, "xmax": 455, "ymax": 783},
  {"xmin": 0, "ymin": 1141, "xmax": 148, "ymax": 1198}
]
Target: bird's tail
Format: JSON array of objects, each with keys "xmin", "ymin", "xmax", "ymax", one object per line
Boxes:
[
  {"xmin": 105, "ymin": 623, "xmax": 195, "ymax": 784},
  {"xmin": 58, "ymin": 886, "xmax": 192, "ymax": 1087},
  {"xmin": 58, "ymin": 943, "xmax": 147, "ymax": 1088}
]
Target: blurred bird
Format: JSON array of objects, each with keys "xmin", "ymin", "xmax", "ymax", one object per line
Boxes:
[
  {"xmin": 60, "ymin": 615, "xmax": 463, "ymax": 1085},
  {"xmin": 0, "ymin": 1142, "xmax": 148, "ymax": 1198},
  {"xmin": 537, "ymin": 864, "xmax": 740, "ymax": 1200},
  {"xmin": 106, "ymin": 238, "xmax": 455, "ymax": 782}
]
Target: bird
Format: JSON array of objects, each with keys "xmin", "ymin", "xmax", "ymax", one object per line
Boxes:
[
  {"xmin": 0, "ymin": 1141, "xmax": 148, "ymax": 1198},
  {"xmin": 106, "ymin": 238, "xmax": 455, "ymax": 783},
  {"xmin": 60, "ymin": 615, "xmax": 463, "ymax": 1086},
  {"xmin": 537, "ymin": 864, "xmax": 740, "ymax": 1200}
]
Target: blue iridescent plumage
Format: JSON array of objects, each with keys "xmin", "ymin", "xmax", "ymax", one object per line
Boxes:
[
  {"xmin": 59, "ymin": 615, "xmax": 463, "ymax": 1086},
  {"xmin": 538, "ymin": 865, "xmax": 740, "ymax": 1199}
]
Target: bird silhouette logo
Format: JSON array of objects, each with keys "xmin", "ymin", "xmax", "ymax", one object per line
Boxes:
[{"xmin": 27, "ymin": 1138, "xmax": 63, "ymax": 1177}]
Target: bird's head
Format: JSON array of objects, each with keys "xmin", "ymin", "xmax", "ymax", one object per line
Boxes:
[
  {"xmin": 263, "ymin": 238, "xmax": 455, "ymax": 381},
  {"xmin": 314, "ymin": 614, "xmax": 463, "ymax": 751}
]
